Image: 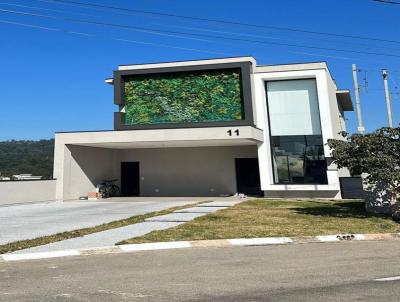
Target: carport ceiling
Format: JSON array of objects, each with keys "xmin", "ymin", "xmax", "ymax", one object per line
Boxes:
[{"xmin": 72, "ymin": 139, "xmax": 259, "ymax": 149}]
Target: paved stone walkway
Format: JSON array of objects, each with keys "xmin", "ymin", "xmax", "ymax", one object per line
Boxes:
[
  {"xmin": 174, "ymin": 206, "xmax": 229, "ymax": 213},
  {"xmin": 12, "ymin": 200, "xmax": 244, "ymax": 254},
  {"xmin": 13, "ymin": 221, "xmax": 183, "ymax": 253},
  {"xmin": 145, "ymin": 212, "xmax": 207, "ymax": 222},
  {"xmin": 198, "ymin": 201, "xmax": 242, "ymax": 207}
]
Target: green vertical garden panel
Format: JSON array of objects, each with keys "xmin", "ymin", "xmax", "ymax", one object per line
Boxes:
[{"xmin": 123, "ymin": 68, "xmax": 244, "ymax": 125}]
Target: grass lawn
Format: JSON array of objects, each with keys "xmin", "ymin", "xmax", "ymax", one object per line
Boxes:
[
  {"xmin": 118, "ymin": 199, "xmax": 400, "ymax": 244},
  {"xmin": 0, "ymin": 202, "xmax": 206, "ymax": 255}
]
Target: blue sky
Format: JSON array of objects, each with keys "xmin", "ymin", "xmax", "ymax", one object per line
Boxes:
[{"xmin": 0, "ymin": 0, "xmax": 399, "ymax": 140}]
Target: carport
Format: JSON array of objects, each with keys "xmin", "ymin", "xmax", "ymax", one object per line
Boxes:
[{"xmin": 54, "ymin": 126, "xmax": 263, "ymax": 200}]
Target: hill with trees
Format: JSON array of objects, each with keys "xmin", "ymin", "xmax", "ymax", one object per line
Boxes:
[{"xmin": 0, "ymin": 139, "xmax": 54, "ymax": 179}]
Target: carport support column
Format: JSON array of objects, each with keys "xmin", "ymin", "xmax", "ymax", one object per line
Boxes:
[{"xmin": 53, "ymin": 136, "xmax": 68, "ymax": 202}]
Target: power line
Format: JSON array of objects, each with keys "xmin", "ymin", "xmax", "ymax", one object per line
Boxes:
[
  {"xmin": 372, "ymin": 0, "xmax": 400, "ymax": 4},
  {"xmin": 389, "ymin": 74, "xmax": 400, "ymax": 89},
  {"xmin": 34, "ymin": 0, "xmax": 400, "ymax": 45},
  {"xmin": 0, "ymin": 8, "xmax": 225, "ymax": 44},
  {"xmin": 0, "ymin": 2, "xmax": 97, "ymax": 17},
  {"xmin": 1, "ymin": 14, "xmax": 388, "ymax": 64},
  {"xmin": 0, "ymin": 19, "xmax": 58, "ymax": 31},
  {"xmin": 0, "ymin": 16, "xmax": 366, "ymax": 63},
  {"xmin": 155, "ymin": 23, "xmax": 400, "ymax": 53},
  {"xmin": 5, "ymin": 2, "xmax": 400, "ymax": 53},
  {"xmin": 0, "ymin": 18, "xmax": 231, "ymax": 55},
  {"xmin": 365, "ymin": 88, "xmax": 400, "ymax": 91},
  {"xmin": 2, "ymin": 8, "xmax": 400, "ymax": 59},
  {"xmin": 0, "ymin": 11, "xmax": 376, "ymax": 63},
  {"xmin": 360, "ymin": 68, "xmax": 390, "ymax": 72}
]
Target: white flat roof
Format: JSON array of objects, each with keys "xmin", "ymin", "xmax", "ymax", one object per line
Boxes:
[
  {"xmin": 111, "ymin": 57, "xmax": 352, "ymax": 112},
  {"xmin": 254, "ymin": 62, "xmax": 328, "ymax": 73},
  {"xmin": 113, "ymin": 57, "xmax": 339, "ymax": 89},
  {"xmin": 118, "ymin": 56, "xmax": 256, "ymax": 71},
  {"xmin": 56, "ymin": 126, "xmax": 263, "ymax": 149}
]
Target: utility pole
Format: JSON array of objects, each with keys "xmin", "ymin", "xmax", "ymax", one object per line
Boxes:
[
  {"xmin": 382, "ymin": 69, "xmax": 394, "ymax": 128},
  {"xmin": 352, "ymin": 64, "xmax": 365, "ymax": 134}
]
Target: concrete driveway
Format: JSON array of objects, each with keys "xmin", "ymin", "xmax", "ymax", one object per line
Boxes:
[{"xmin": 0, "ymin": 198, "xmax": 201, "ymax": 245}]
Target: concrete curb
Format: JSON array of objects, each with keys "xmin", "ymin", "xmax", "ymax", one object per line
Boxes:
[{"xmin": 2, "ymin": 233, "xmax": 400, "ymax": 262}]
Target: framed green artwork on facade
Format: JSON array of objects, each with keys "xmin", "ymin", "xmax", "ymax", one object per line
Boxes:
[{"xmin": 123, "ymin": 68, "xmax": 244, "ymax": 125}]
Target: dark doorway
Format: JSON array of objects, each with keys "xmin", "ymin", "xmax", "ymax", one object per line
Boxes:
[
  {"xmin": 235, "ymin": 158, "xmax": 262, "ymax": 196},
  {"xmin": 339, "ymin": 177, "xmax": 365, "ymax": 199},
  {"xmin": 121, "ymin": 162, "xmax": 140, "ymax": 197}
]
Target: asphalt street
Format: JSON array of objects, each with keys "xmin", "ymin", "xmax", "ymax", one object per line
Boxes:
[{"xmin": 1, "ymin": 240, "xmax": 400, "ymax": 301}]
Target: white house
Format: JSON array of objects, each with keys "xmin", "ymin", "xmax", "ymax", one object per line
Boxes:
[{"xmin": 53, "ymin": 56, "xmax": 353, "ymax": 200}]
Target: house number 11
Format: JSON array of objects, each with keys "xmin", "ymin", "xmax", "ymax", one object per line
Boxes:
[{"xmin": 227, "ymin": 129, "xmax": 240, "ymax": 136}]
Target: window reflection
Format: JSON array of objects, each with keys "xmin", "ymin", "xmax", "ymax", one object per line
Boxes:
[{"xmin": 271, "ymin": 135, "xmax": 328, "ymax": 184}]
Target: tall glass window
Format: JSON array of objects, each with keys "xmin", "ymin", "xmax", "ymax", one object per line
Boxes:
[{"xmin": 266, "ymin": 79, "xmax": 328, "ymax": 184}]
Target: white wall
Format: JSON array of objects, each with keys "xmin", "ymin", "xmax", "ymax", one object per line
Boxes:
[
  {"xmin": 325, "ymin": 74, "xmax": 351, "ymax": 178},
  {"xmin": 117, "ymin": 146, "xmax": 257, "ymax": 197},
  {"xmin": 59, "ymin": 145, "xmax": 257, "ymax": 199},
  {"xmin": 61, "ymin": 145, "xmax": 118, "ymax": 200},
  {"xmin": 0, "ymin": 180, "xmax": 56, "ymax": 205},
  {"xmin": 326, "ymin": 74, "xmax": 347, "ymax": 140},
  {"xmin": 253, "ymin": 68, "xmax": 341, "ymax": 195}
]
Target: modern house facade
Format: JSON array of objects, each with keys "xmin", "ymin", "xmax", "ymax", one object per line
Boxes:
[{"xmin": 54, "ymin": 57, "xmax": 353, "ymax": 200}]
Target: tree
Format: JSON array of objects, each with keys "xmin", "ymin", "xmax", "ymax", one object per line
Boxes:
[
  {"xmin": 327, "ymin": 127, "xmax": 400, "ymax": 217},
  {"xmin": 0, "ymin": 139, "xmax": 54, "ymax": 178}
]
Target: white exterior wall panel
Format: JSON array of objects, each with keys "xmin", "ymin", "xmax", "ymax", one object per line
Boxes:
[{"xmin": 253, "ymin": 68, "xmax": 342, "ymax": 196}]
